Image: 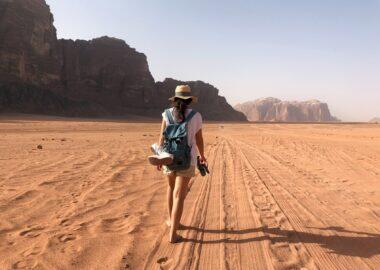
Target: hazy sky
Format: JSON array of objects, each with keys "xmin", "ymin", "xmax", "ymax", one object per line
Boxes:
[{"xmin": 46, "ymin": 0, "xmax": 380, "ymax": 121}]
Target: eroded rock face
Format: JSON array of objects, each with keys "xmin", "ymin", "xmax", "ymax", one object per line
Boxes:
[
  {"xmin": 235, "ymin": 98, "xmax": 339, "ymax": 122},
  {"xmin": 0, "ymin": 82, "xmax": 104, "ymax": 116},
  {"xmin": 156, "ymin": 78, "xmax": 247, "ymax": 121},
  {"xmin": 370, "ymin": 118, "xmax": 380, "ymax": 123},
  {"xmin": 0, "ymin": 0, "xmax": 61, "ymax": 85},
  {"xmin": 58, "ymin": 37, "xmax": 156, "ymax": 115},
  {"xmin": 0, "ymin": 0, "xmax": 244, "ymax": 121}
]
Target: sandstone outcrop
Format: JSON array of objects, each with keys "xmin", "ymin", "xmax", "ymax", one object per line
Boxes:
[
  {"xmin": 0, "ymin": 0, "xmax": 61, "ymax": 85},
  {"xmin": 235, "ymin": 98, "xmax": 339, "ymax": 122},
  {"xmin": 0, "ymin": 82, "xmax": 104, "ymax": 116},
  {"xmin": 370, "ymin": 118, "xmax": 380, "ymax": 123},
  {"xmin": 58, "ymin": 37, "xmax": 157, "ymax": 116},
  {"xmin": 156, "ymin": 78, "xmax": 246, "ymax": 121},
  {"xmin": 0, "ymin": 0, "xmax": 245, "ymax": 121}
]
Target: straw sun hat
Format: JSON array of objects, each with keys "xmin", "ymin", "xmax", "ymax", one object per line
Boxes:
[{"xmin": 168, "ymin": 85, "xmax": 198, "ymax": 103}]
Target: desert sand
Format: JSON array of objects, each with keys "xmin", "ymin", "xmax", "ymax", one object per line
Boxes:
[{"xmin": 0, "ymin": 116, "xmax": 379, "ymax": 270}]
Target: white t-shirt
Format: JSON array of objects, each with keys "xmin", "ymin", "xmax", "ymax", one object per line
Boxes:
[{"xmin": 162, "ymin": 108, "xmax": 203, "ymax": 166}]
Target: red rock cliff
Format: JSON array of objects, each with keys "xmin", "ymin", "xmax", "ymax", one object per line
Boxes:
[
  {"xmin": 0, "ymin": 0, "xmax": 61, "ymax": 85},
  {"xmin": 156, "ymin": 78, "xmax": 246, "ymax": 121},
  {"xmin": 0, "ymin": 0, "xmax": 245, "ymax": 121},
  {"xmin": 58, "ymin": 37, "xmax": 156, "ymax": 115},
  {"xmin": 235, "ymin": 98, "xmax": 339, "ymax": 122}
]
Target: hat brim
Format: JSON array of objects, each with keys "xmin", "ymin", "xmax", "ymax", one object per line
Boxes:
[{"xmin": 169, "ymin": 96, "xmax": 198, "ymax": 103}]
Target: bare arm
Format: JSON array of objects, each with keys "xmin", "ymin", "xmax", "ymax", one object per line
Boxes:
[
  {"xmin": 196, "ymin": 128, "xmax": 207, "ymax": 163},
  {"xmin": 158, "ymin": 118, "xmax": 166, "ymax": 147},
  {"xmin": 155, "ymin": 119, "xmax": 167, "ymax": 171}
]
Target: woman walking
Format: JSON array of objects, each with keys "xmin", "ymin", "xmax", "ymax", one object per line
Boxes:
[{"xmin": 149, "ymin": 85, "xmax": 207, "ymax": 243}]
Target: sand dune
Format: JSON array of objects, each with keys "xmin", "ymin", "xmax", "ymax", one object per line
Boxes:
[{"xmin": 0, "ymin": 118, "xmax": 379, "ymax": 269}]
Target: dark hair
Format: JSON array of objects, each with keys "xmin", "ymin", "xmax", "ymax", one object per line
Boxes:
[{"xmin": 173, "ymin": 98, "xmax": 192, "ymax": 122}]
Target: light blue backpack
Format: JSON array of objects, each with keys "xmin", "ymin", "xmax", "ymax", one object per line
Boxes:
[{"xmin": 163, "ymin": 109, "xmax": 197, "ymax": 171}]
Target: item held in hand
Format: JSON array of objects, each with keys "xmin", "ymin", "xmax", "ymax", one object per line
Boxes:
[{"xmin": 197, "ymin": 156, "xmax": 210, "ymax": 176}]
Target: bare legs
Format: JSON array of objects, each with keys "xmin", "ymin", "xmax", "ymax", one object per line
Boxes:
[
  {"xmin": 168, "ymin": 176, "xmax": 190, "ymax": 243},
  {"xmin": 166, "ymin": 174, "xmax": 176, "ymax": 226}
]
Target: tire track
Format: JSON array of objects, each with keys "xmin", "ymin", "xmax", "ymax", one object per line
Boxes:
[
  {"xmin": 224, "ymin": 139, "xmax": 274, "ymax": 270},
  {"xmin": 232, "ymin": 139, "xmax": 316, "ymax": 270},
  {"xmin": 236, "ymin": 138, "xmax": 374, "ymax": 270},
  {"xmin": 220, "ymin": 140, "xmax": 240, "ymax": 270}
]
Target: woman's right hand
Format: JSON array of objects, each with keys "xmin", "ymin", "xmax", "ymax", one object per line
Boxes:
[
  {"xmin": 199, "ymin": 155, "xmax": 208, "ymax": 166},
  {"xmin": 157, "ymin": 164, "xmax": 162, "ymax": 171}
]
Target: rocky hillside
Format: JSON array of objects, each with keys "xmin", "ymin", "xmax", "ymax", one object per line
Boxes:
[
  {"xmin": 58, "ymin": 37, "xmax": 157, "ymax": 116},
  {"xmin": 370, "ymin": 118, "xmax": 380, "ymax": 123},
  {"xmin": 156, "ymin": 79, "xmax": 246, "ymax": 121},
  {"xmin": 0, "ymin": 0, "xmax": 61, "ymax": 86},
  {"xmin": 235, "ymin": 98, "xmax": 339, "ymax": 122},
  {"xmin": 0, "ymin": 0, "xmax": 245, "ymax": 121}
]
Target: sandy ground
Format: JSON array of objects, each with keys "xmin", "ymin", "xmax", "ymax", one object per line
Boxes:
[{"xmin": 0, "ymin": 117, "xmax": 379, "ymax": 270}]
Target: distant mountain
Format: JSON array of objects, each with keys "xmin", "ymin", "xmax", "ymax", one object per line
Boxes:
[
  {"xmin": 235, "ymin": 98, "xmax": 339, "ymax": 122},
  {"xmin": 0, "ymin": 0, "xmax": 245, "ymax": 121},
  {"xmin": 156, "ymin": 79, "xmax": 246, "ymax": 121},
  {"xmin": 370, "ymin": 118, "xmax": 380, "ymax": 123}
]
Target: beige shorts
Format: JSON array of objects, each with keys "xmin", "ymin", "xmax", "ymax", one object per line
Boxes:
[{"xmin": 163, "ymin": 165, "xmax": 196, "ymax": 178}]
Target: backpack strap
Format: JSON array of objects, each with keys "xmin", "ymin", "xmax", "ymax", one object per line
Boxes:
[
  {"xmin": 165, "ymin": 109, "xmax": 174, "ymax": 124},
  {"xmin": 184, "ymin": 110, "xmax": 197, "ymax": 124}
]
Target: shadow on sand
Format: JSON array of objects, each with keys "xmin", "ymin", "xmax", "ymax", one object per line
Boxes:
[{"xmin": 179, "ymin": 225, "xmax": 380, "ymax": 258}]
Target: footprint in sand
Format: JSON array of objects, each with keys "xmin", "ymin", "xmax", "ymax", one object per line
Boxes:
[
  {"xmin": 19, "ymin": 226, "xmax": 44, "ymax": 238},
  {"xmin": 13, "ymin": 260, "xmax": 27, "ymax": 269},
  {"xmin": 58, "ymin": 234, "xmax": 77, "ymax": 242},
  {"xmin": 13, "ymin": 258, "xmax": 38, "ymax": 270},
  {"xmin": 59, "ymin": 218, "xmax": 72, "ymax": 227},
  {"xmin": 157, "ymin": 257, "xmax": 173, "ymax": 270},
  {"xmin": 13, "ymin": 190, "xmax": 39, "ymax": 204},
  {"xmin": 99, "ymin": 217, "xmax": 135, "ymax": 233},
  {"xmin": 275, "ymin": 215, "xmax": 287, "ymax": 225},
  {"xmin": 22, "ymin": 244, "xmax": 43, "ymax": 257}
]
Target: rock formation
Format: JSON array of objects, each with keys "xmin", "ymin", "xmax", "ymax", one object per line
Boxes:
[
  {"xmin": 0, "ymin": 82, "xmax": 103, "ymax": 116},
  {"xmin": 235, "ymin": 98, "xmax": 339, "ymax": 122},
  {"xmin": 0, "ymin": 0, "xmax": 61, "ymax": 86},
  {"xmin": 156, "ymin": 78, "xmax": 246, "ymax": 121},
  {"xmin": 58, "ymin": 37, "xmax": 157, "ymax": 116},
  {"xmin": 0, "ymin": 0, "xmax": 245, "ymax": 121},
  {"xmin": 370, "ymin": 118, "xmax": 380, "ymax": 123}
]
